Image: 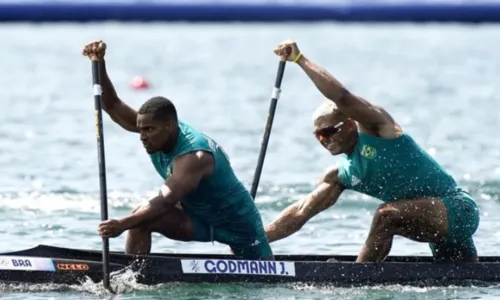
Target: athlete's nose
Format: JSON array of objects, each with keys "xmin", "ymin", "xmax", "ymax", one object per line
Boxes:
[{"xmin": 140, "ymin": 131, "xmax": 148, "ymax": 142}]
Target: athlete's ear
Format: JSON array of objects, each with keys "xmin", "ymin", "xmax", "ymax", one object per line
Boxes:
[{"xmin": 166, "ymin": 120, "xmax": 176, "ymax": 131}]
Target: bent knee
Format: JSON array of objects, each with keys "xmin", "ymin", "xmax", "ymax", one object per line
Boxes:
[
  {"xmin": 375, "ymin": 203, "xmax": 399, "ymax": 219},
  {"xmin": 131, "ymin": 202, "xmax": 149, "ymax": 214},
  {"xmin": 372, "ymin": 203, "xmax": 400, "ymax": 230},
  {"xmin": 128, "ymin": 204, "xmax": 153, "ymax": 232},
  {"xmin": 128, "ymin": 223, "xmax": 151, "ymax": 233}
]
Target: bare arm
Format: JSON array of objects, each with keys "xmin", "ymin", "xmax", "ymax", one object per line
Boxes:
[
  {"xmin": 118, "ymin": 151, "xmax": 214, "ymax": 230},
  {"xmin": 296, "ymin": 54, "xmax": 401, "ymax": 138},
  {"xmin": 265, "ymin": 167, "xmax": 345, "ymax": 243},
  {"xmin": 98, "ymin": 60, "xmax": 139, "ymax": 133}
]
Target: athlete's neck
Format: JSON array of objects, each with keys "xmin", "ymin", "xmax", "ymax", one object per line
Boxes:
[
  {"xmin": 344, "ymin": 133, "xmax": 359, "ymax": 156},
  {"xmin": 160, "ymin": 125, "xmax": 179, "ymax": 154}
]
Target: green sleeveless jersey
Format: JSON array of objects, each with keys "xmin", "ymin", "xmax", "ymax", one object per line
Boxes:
[
  {"xmin": 337, "ymin": 132, "xmax": 459, "ymax": 202},
  {"xmin": 149, "ymin": 121, "xmax": 257, "ymax": 225}
]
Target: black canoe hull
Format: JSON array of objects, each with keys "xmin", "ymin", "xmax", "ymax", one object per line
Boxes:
[{"xmin": 0, "ymin": 245, "xmax": 499, "ymax": 286}]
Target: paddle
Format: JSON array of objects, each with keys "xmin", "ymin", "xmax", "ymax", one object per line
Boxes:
[
  {"xmin": 90, "ymin": 58, "xmax": 112, "ymax": 292},
  {"xmin": 250, "ymin": 59, "xmax": 287, "ymax": 199}
]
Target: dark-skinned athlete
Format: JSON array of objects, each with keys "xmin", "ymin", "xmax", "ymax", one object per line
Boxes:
[
  {"xmin": 83, "ymin": 40, "xmax": 273, "ymax": 260},
  {"xmin": 265, "ymin": 39, "xmax": 480, "ymax": 263}
]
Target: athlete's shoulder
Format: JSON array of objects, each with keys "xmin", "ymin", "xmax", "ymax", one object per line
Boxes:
[
  {"xmin": 177, "ymin": 121, "xmax": 203, "ymax": 142},
  {"xmin": 177, "ymin": 121, "xmax": 219, "ymax": 154},
  {"xmin": 357, "ymin": 129, "xmax": 415, "ymax": 148}
]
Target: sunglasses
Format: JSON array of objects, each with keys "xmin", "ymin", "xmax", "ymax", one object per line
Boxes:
[{"xmin": 314, "ymin": 121, "xmax": 344, "ymax": 140}]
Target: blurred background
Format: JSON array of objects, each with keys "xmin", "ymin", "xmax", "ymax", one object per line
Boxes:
[{"xmin": 0, "ymin": 0, "xmax": 499, "ymax": 299}]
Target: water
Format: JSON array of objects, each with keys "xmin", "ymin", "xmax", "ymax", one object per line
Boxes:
[{"xmin": 0, "ymin": 22, "xmax": 499, "ymax": 299}]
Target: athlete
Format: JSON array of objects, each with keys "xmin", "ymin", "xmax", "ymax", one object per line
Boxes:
[
  {"xmin": 83, "ymin": 40, "xmax": 273, "ymax": 260},
  {"xmin": 265, "ymin": 40, "xmax": 480, "ymax": 262}
]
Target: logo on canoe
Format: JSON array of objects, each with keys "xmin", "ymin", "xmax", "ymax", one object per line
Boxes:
[
  {"xmin": 0, "ymin": 256, "xmax": 55, "ymax": 271},
  {"xmin": 189, "ymin": 260, "xmax": 201, "ymax": 272},
  {"xmin": 11, "ymin": 259, "xmax": 32, "ymax": 268},
  {"xmin": 361, "ymin": 145, "xmax": 377, "ymax": 159},
  {"xmin": 57, "ymin": 263, "xmax": 89, "ymax": 271}
]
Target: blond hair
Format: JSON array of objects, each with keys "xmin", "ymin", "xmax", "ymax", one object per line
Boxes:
[{"xmin": 312, "ymin": 100, "xmax": 338, "ymax": 122}]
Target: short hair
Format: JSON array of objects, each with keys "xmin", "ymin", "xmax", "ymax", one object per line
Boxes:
[
  {"xmin": 138, "ymin": 96, "xmax": 178, "ymax": 123},
  {"xmin": 312, "ymin": 100, "xmax": 339, "ymax": 122}
]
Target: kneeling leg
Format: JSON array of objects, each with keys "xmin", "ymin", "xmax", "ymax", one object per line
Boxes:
[
  {"xmin": 125, "ymin": 203, "xmax": 196, "ymax": 255},
  {"xmin": 430, "ymin": 237, "xmax": 478, "ymax": 262},
  {"xmin": 357, "ymin": 198, "xmax": 448, "ymax": 263}
]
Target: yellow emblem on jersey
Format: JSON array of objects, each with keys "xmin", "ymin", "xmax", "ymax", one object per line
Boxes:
[{"xmin": 361, "ymin": 145, "xmax": 377, "ymax": 159}]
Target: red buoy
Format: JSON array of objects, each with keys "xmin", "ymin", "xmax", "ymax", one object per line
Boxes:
[{"xmin": 131, "ymin": 76, "xmax": 150, "ymax": 89}]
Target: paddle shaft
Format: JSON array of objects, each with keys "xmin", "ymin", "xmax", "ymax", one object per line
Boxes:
[
  {"xmin": 91, "ymin": 60, "xmax": 111, "ymax": 291},
  {"xmin": 250, "ymin": 60, "xmax": 287, "ymax": 199}
]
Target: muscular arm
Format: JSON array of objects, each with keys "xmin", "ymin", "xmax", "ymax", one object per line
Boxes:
[
  {"xmin": 98, "ymin": 60, "xmax": 139, "ymax": 133},
  {"xmin": 118, "ymin": 151, "xmax": 214, "ymax": 230},
  {"xmin": 296, "ymin": 55, "xmax": 401, "ymax": 138},
  {"xmin": 265, "ymin": 167, "xmax": 345, "ymax": 243}
]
